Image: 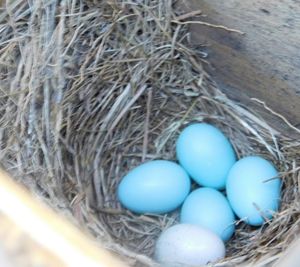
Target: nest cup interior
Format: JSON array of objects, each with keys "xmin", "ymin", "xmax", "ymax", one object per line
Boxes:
[{"xmin": 1, "ymin": 0, "xmax": 300, "ymax": 266}]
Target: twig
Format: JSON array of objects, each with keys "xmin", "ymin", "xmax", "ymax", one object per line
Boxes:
[
  {"xmin": 174, "ymin": 10, "xmax": 202, "ymax": 21},
  {"xmin": 142, "ymin": 88, "xmax": 152, "ymax": 161},
  {"xmin": 252, "ymin": 98, "xmax": 300, "ymax": 134},
  {"xmin": 171, "ymin": 19, "xmax": 245, "ymax": 34}
]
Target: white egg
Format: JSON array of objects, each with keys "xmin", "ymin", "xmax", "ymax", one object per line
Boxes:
[{"xmin": 154, "ymin": 224, "xmax": 225, "ymax": 267}]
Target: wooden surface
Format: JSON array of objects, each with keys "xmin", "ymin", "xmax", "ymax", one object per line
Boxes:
[
  {"xmin": 274, "ymin": 238, "xmax": 300, "ymax": 267},
  {"xmin": 180, "ymin": 0, "xmax": 300, "ymax": 135},
  {"xmin": 0, "ymin": 214, "xmax": 65, "ymax": 267},
  {"xmin": 0, "ymin": 170, "xmax": 127, "ymax": 267}
]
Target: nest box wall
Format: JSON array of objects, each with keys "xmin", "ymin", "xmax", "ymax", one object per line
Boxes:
[{"xmin": 181, "ymin": 0, "xmax": 300, "ymax": 134}]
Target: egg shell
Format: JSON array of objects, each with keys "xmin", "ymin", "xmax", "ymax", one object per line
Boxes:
[
  {"xmin": 180, "ymin": 188, "xmax": 235, "ymax": 241},
  {"xmin": 226, "ymin": 156, "xmax": 281, "ymax": 226},
  {"xmin": 176, "ymin": 123, "xmax": 236, "ymax": 189},
  {"xmin": 117, "ymin": 160, "xmax": 191, "ymax": 214},
  {"xmin": 155, "ymin": 224, "xmax": 225, "ymax": 267}
]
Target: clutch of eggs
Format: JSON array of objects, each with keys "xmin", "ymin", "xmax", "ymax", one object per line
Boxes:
[{"xmin": 117, "ymin": 122, "xmax": 282, "ymax": 266}]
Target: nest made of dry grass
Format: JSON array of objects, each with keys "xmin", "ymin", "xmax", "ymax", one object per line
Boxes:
[{"xmin": 1, "ymin": 0, "xmax": 300, "ymax": 266}]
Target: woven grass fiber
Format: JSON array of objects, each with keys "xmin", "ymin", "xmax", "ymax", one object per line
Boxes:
[{"xmin": 0, "ymin": 0, "xmax": 300, "ymax": 266}]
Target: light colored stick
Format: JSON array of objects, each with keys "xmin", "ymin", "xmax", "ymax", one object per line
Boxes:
[{"xmin": 0, "ymin": 170, "xmax": 127, "ymax": 267}]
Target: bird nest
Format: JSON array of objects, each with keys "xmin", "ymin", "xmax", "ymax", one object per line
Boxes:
[{"xmin": 0, "ymin": 0, "xmax": 299, "ymax": 266}]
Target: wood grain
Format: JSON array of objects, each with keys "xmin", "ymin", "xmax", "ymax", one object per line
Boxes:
[
  {"xmin": 180, "ymin": 0, "xmax": 300, "ymax": 135},
  {"xmin": 0, "ymin": 170, "xmax": 127, "ymax": 267}
]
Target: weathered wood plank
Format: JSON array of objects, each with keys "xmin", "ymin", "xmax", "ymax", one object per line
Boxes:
[
  {"xmin": 181, "ymin": 0, "xmax": 300, "ymax": 134},
  {"xmin": 0, "ymin": 170, "xmax": 127, "ymax": 267}
]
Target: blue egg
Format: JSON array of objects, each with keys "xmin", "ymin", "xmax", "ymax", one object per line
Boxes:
[
  {"xmin": 176, "ymin": 123, "xmax": 236, "ymax": 189},
  {"xmin": 180, "ymin": 188, "xmax": 235, "ymax": 241},
  {"xmin": 226, "ymin": 156, "xmax": 281, "ymax": 226},
  {"xmin": 118, "ymin": 160, "xmax": 191, "ymax": 214}
]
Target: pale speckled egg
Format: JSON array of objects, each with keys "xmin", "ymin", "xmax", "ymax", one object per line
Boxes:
[
  {"xmin": 176, "ymin": 123, "xmax": 236, "ymax": 189},
  {"xmin": 154, "ymin": 224, "xmax": 225, "ymax": 267},
  {"xmin": 117, "ymin": 160, "xmax": 191, "ymax": 214},
  {"xmin": 180, "ymin": 188, "xmax": 235, "ymax": 242},
  {"xmin": 226, "ymin": 156, "xmax": 281, "ymax": 226}
]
